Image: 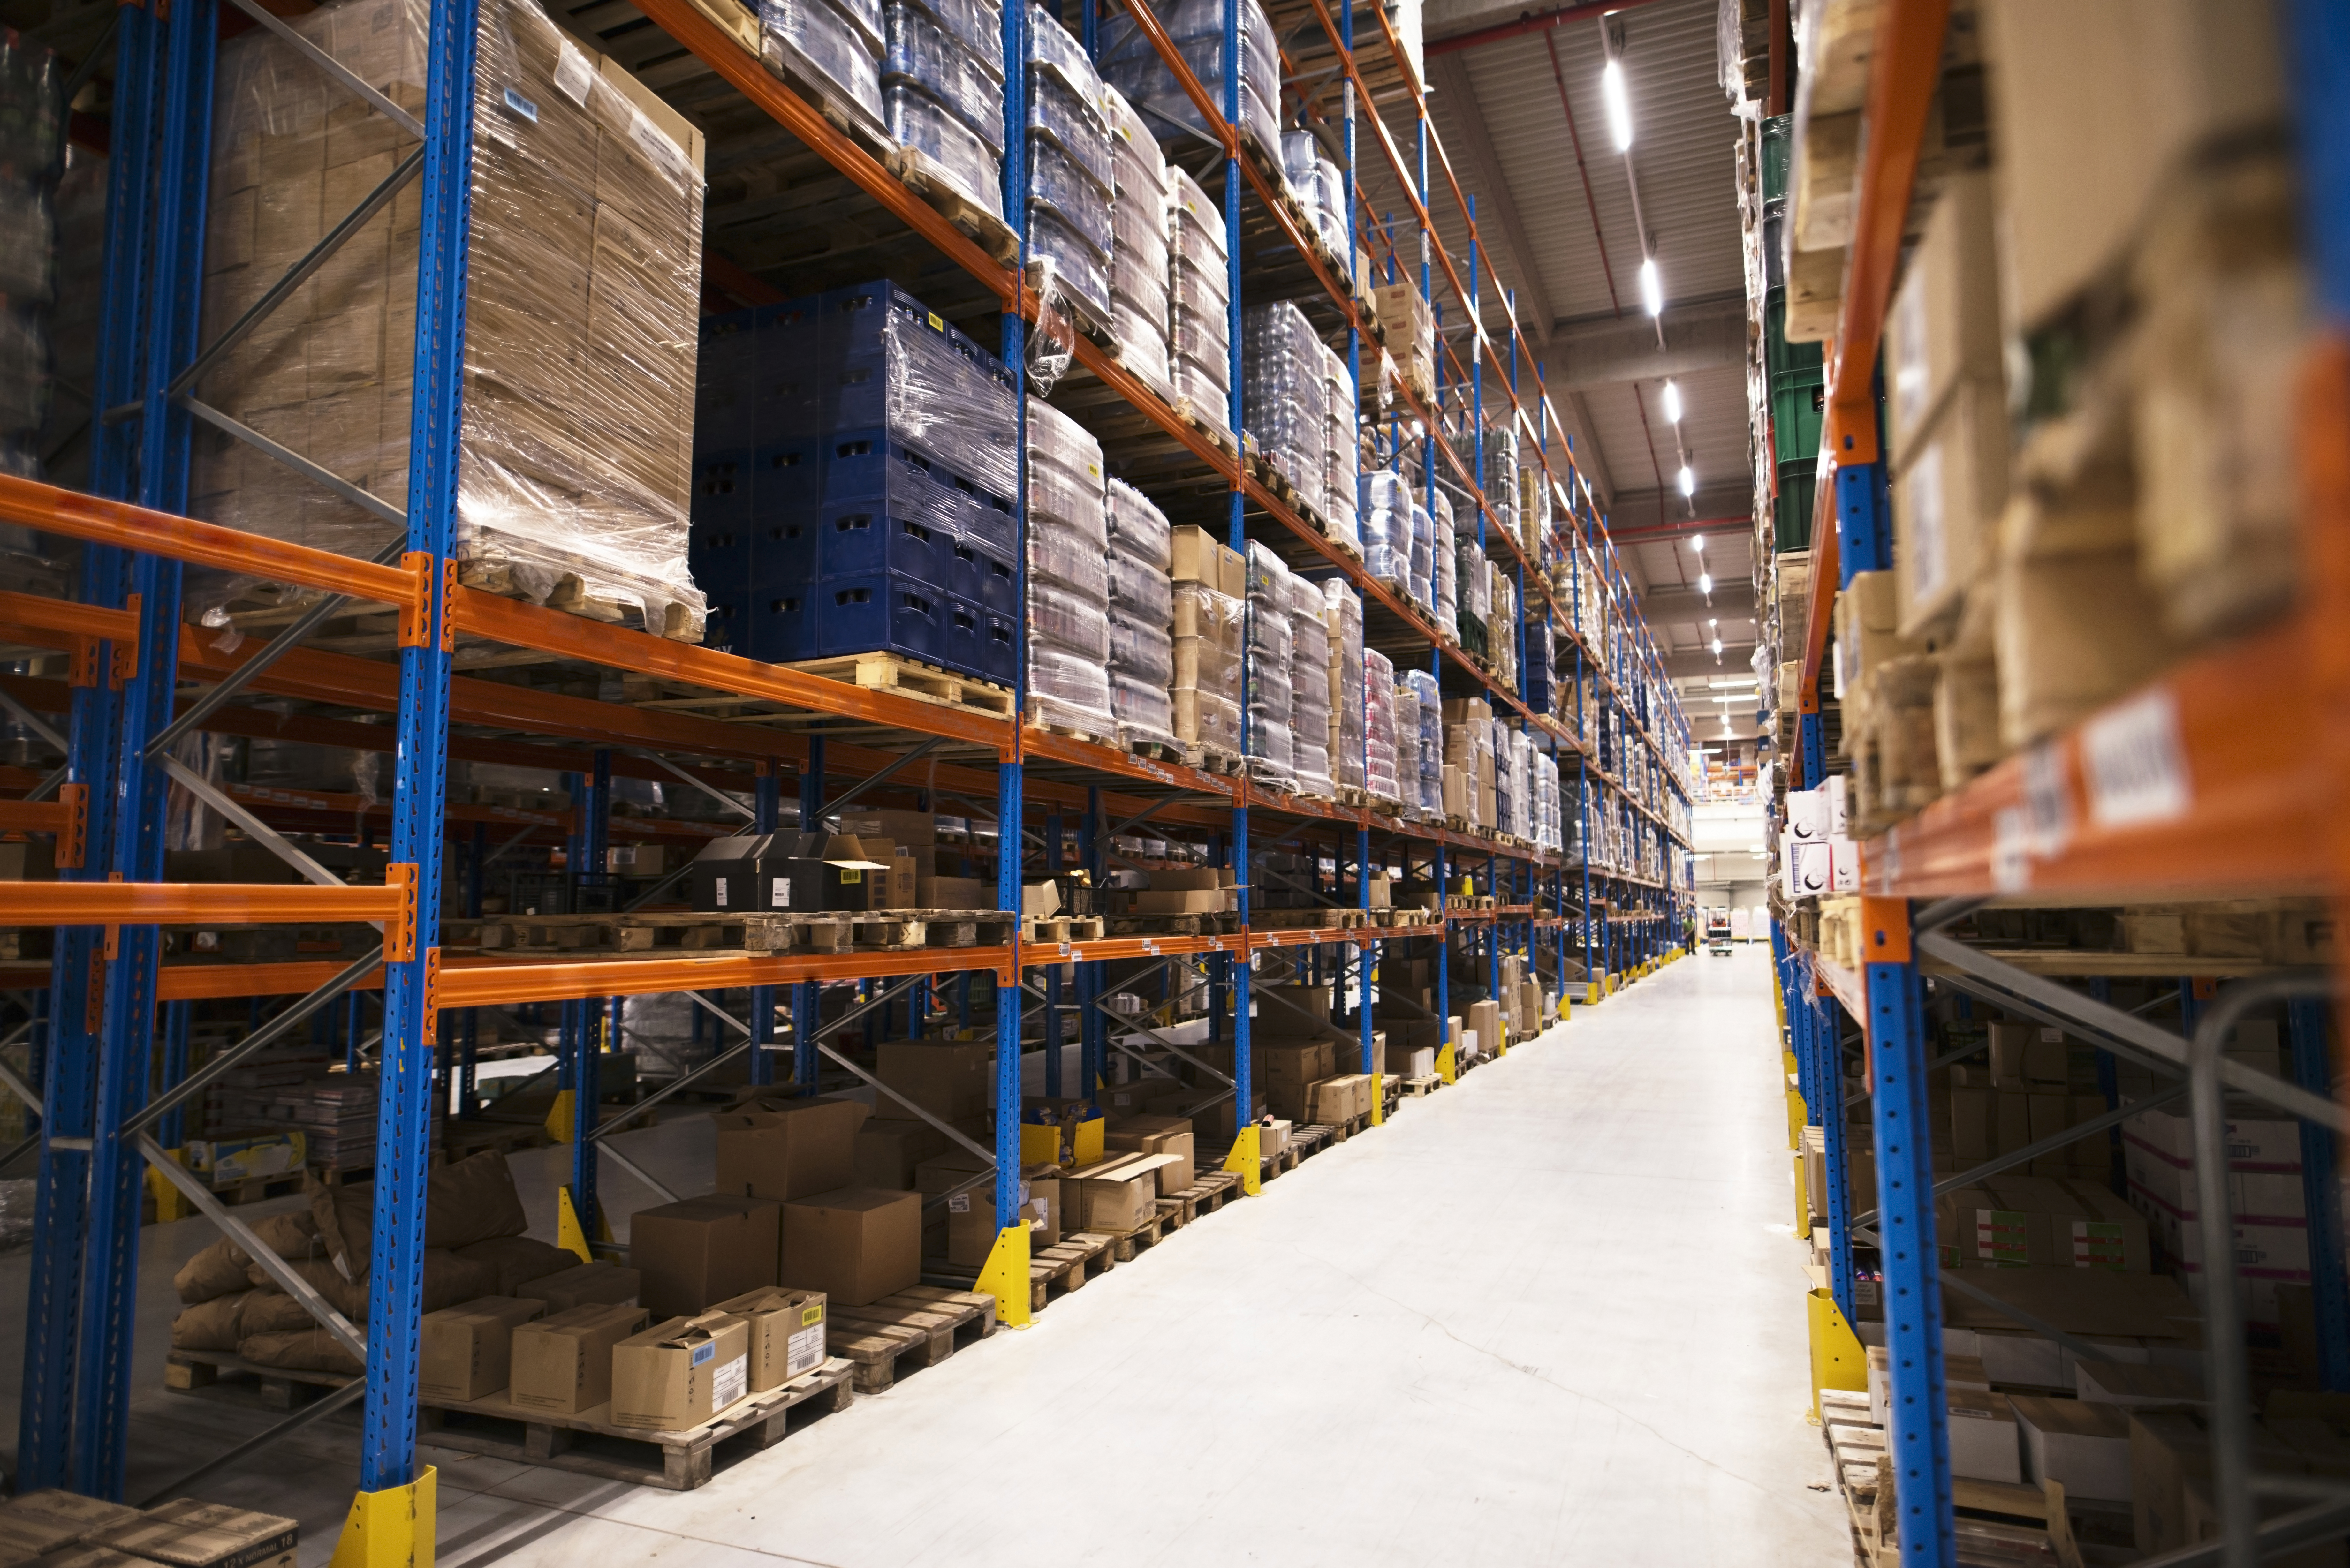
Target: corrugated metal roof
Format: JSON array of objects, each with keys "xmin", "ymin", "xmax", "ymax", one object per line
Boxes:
[{"xmin": 1350, "ymin": 0, "xmax": 1750, "ymax": 554}]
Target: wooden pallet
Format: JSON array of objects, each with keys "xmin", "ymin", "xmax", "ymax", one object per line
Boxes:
[
  {"xmin": 1082, "ymin": 1207, "xmax": 1169, "ymax": 1263},
  {"xmin": 415, "ymin": 1359, "xmax": 855, "ymax": 1491},
  {"xmin": 1023, "ymin": 915, "xmax": 1106, "ymax": 945},
  {"xmin": 1180, "ymin": 742, "xmax": 1243, "ymax": 775},
  {"xmin": 454, "ymin": 909, "xmax": 1005, "ymax": 956},
  {"xmin": 827, "ymin": 1285, "xmax": 996, "ymax": 1393},
  {"xmin": 888, "ymin": 145, "xmax": 1019, "ymax": 263},
  {"xmin": 1399, "ymin": 1074, "xmax": 1441, "ymax": 1098},
  {"xmin": 1012, "ymin": 1229, "xmax": 1118, "ymax": 1313},
  {"xmin": 1103, "ymin": 911, "xmax": 1241, "ymax": 938},
  {"xmin": 1160, "ymin": 1168, "xmax": 1243, "ymax": 1225},
  {"xmin": 1249, "ymin": 908, "xmax": 1369, "ymax": 931},
  {"xmin": 166, "ymin": 1349, "xmax": 353, "ymax": 1413},
  {"xmin": 457, "ymin": 554, "xmax": 705, "ymax": 643},
  {"xmin": 784, "ymin": 651, "xmax": 1015, "ymax": 716}
]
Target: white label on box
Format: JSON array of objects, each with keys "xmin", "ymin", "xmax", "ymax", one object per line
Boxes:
[
  {"xmin": 501, "ymin": 86, "xmax": 538, "ymax": 122},
  {"xmin": 947, "ymin": 1193, "xmax": 970, "ymax": 1213},
  {"xmin": 2082, "ymin": 689, "xmax": 2190, "ymax": 829},
  {"xmin": 2021, "ymin": 742, "xmax": 2073, "ymax": 855},
  {"xmin": 1991, "ymin": 806, "xmax": 2030, "ymax": 894},
  {"xmin": 1904, "ymin": 446, "xmax": 1946, "ymax": 605},
  {"xmin": 714, "ymin": 878, "xmax": 729, "ymax": 907},
  {"xmin": 785, "ymin": 1325, "xmax": 824, "ymax": 1376},
  {"xmin": 712, "ymin": 1353, "xmax": 747, "ymax": 1410},
  {"xmin": 552, "ymin": 39, "xmax": 593, "ymax": 105},
  {"xmin": 627, "ymin": 107, "xmax": 694, "ymax": 188},
  {"xmin": 770, "ymin": 877, "xmax": 790, "ymax": 908}
]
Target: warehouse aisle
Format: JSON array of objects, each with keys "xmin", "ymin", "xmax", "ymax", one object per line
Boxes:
[{"xmin": 9, "ymin": 945, "xmax": 1845, "ymax": 1567}]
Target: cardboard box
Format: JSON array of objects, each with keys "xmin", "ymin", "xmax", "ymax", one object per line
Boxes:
[
  {"xmin": 1885, "ymin": 170, "xmax": 2002, "ymax": 453},
  {"xmin": 851, "ymin": 1120, "xmax": 947, "ymax": 1188},
  {"xmin": 630, "ymin": 1195, "xmax": 780, "ymax": 1316},
  {"xmin": 873, "ymin": 1040, "xmax": 991, "ymax": 1124},
  {"xmin": 713, "ymin": 1098, "xmax": 868, "ymax": 1201},
  {"xmin": 521, "ymin": 1260, "xmax": 641, "ymax": 1313},
  {"xmin": 509, "ymin": 1301, "xmax": 649, "ymax": 1414},
  {"xmin": 1980, "ymin": 0, "xmax": 2284, "ymax": 335},
  {"xmin": 709, "ymin": 1286, "xmax": 828, "ymax": 1390},
  {"xmin": 610, "ymin": 1311, "xmax": 752, "ymax": 1430},
  {"xmin": 1994, "ymin": 538, "xmax": 2172, "ymax": 749},
  {"xmin": 1105, "ymin": 1119, "xmax": 1196, "ymax": 1192},
  {"xmin": 1893, "ymin": 378, "xmax": 2010, "ymax": 641},
  {"xmin": 943, "ymin": 1179, "xmax": 1052, "ymax": 1267},
  {"xmin": 915, "ymin": 873, "xmax": 993, "ymax": 909},
  {"xmin": 2013, "ymin": 1394, "xmax": 2131, "ymax": 1502},
  {"xmin": 0, "ymin": 1491, "xmax": 147, "ymax": 1563},
  {"xmin": 1947, "ymin": 1387, "xmax": 2022, "ymax": 1482},
  {"xmin": 419, "ymin": 1295, "xmax": 547, "ymax": 1403},
  {"xmin": 780, "ymin": 1187, "xmax": 921, "ymax": 1306},
  {"xmin": 831, "ymin": 808, "xmax": 936, "ymax": 848},
  {"xmin": 87, "ymin": 1500, "xmax": 299, "ymax": 1568},
  {"xmin": 1384, "ymin": 1043, "xmax": 1435, "ymax": 1079},
  {"xmin": 1065, "ymin": 1154, "xmax": 1172, "ymax": 1232}
]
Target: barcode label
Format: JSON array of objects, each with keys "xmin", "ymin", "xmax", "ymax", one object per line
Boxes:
[{"xmin": 2082, "ymin": 689, "xmax": 2191, "ymax": 828}]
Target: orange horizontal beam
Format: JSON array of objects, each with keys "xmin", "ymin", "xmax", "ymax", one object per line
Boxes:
[
  {"xmin": 436, "ymin": 945, "xmax": 1007, "ymax": 1007},
  {"xmin": 162, "ymin": 960, "xmax": 387, "ymax": 1000},
  {"xmin": 1861, "ymin": 619, "xmax": 2323, "ymax": 900},
  {"xmin": 0, "ymin": 880, "xmax": 401, "ymax": 925},
  {"xmin": 0, "ymin": 800, "xmax": 70, "ymax": 834},
  {"xmin": 0, "ymin": 473, "xmax": 416, "ymax": 608}
]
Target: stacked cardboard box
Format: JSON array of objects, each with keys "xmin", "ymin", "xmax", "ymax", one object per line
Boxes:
[
  {"xmin": 1372, "ymin": 281, "xmax": 1433, "ymax": 402},
  {"xmin": 1169, "ymin": 525, "xmax": 1244, "ymax": 755},
  {"xmin": 196, "ymin": 0, "xmax": 707, "ymax": 635}
]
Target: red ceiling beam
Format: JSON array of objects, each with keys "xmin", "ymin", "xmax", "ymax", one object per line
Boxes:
[{"xmin": 1425, "ymin": 0, "xmax": 1671, "ymax": 58}]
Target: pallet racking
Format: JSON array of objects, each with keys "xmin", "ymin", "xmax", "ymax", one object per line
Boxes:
[
  {"xmin": 1770, "ymin": 2, "xmax": 2350, "ymax": 1563},
  {"xmin": 0, "ymin": 0, "xmax": 1693, "ymax": 1542}
]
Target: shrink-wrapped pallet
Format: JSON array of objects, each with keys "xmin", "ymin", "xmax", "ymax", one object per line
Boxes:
[
  {"xmin": 194, "ymin": 0, "xmax": 708, "ymax": 633},
  {"xmin": 1288, "ymin": 572, "xmax": 1332, "ymax": 797},
  {"xmin": 1106, "ymin": 479, "xmax": 1178, "ymax": 749},
  {"xmin": 1364, "ymin": 648, "xmax": 1399, "ymax": 803},
  {"xmin": 1241, "ymin": 540, "xmax": 1294, "ymax": 784},
  {"xmin": 1026, "ymin": 397, "xmax": 1115, "ymax": 737},
  {"xmin": 1323, "ymin": 580, "xmax": 1364, "ymax": 791}
]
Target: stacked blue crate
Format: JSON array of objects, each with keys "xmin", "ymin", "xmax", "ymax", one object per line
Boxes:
[{"xmin": 689, "ymin": 281, "xmax": 1020, "ymax": 686}]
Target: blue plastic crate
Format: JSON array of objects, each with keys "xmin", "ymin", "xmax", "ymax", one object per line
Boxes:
[
  {"xmin": 934, "ymin": 594, "xmax": 985, "ymax": 679},
  {"xmin": 694, "ymin": 315, "xmax": 758, "ymax": 450},
  {"xmin": 819, "ymin": 575, "xmax": 951, "ymax": 663},
  {"xmin": 959, "ymin": 483, "xmax": 1016, "ymax": 556},
  {"xmin": 688, "ymin": 450, "xmax": 755, "ymax": 583},
  {"xmin": 950, "ymin": 536, "xmax": 1017, "ymax": 616},
  {"xmin": 814, "ymin": 505, "xmax": 956, "ymax": 588},
  {"xmin": 820, "ymin": 428, "xmax": 970, "ymax": 535}
]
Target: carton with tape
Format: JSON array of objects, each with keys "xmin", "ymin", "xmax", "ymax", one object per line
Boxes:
[
  {"xmin": 610, "ymin": 1311, "xmax": 752, "ymax": 1430},
  {"xmin": 709, "ymin": 1286, "xmax": 829, "ymax": 1389}
]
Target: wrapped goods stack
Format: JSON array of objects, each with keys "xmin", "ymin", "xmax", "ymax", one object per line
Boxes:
[
  {"xmin": 1491, "ymin": 569, "xmax": 1518, "ymax": 691},
  {"xmin": 1170, "ymin": 524, "xmax": 1244, "ymax": 759},
  {"xmin": 1318, "ymin": 340, "xmax": 1359, "ymax": 549},
  {"xmin": 1405, "ymin": 668, "xmax": 1442, "ymax": 816},
  {"xmin": 1288, "ymin": 573, "xmax": 1334, "ymax": 797},
  {"xmin": 763, "ymin": 0, "xmax": 885, "ymax": 136},
  {"xmin": 881, "ymin": 0, "xmax": 1004, "ymax": 221},
  {"xmin": 1323, "ymin": 581, "xmax": 1365, "ymax": 793},
  {"xmin": 1099, "ymin": 0, "xmax": 1279, "ymax": 159},
  {"xmin": 689, "ymin": 281, "xmax": 1018, "ymax": 679},
  {"xmin": 1026, "ymin": 8, "xmax": 1113, "ymax": 334},
  {"xmin": 1242, "ymin": 540, "xmax": 1296, "ymax": 785},
  {"xmin": 1106, "ymin": 479, "xmax": 1179, "ymax": 749},
  {"xmin": 196, "ymin": 0, "xmax": 709, "ymax": 635},
  {"xmin": 1364, "ymin": 648, "xmax": 1399, "ymax": 805},
  {"xmin": 1243, "ymin": 300, "xmax": 1328, "ymax": 522},
  {"xmin": 1025, "ymin": 397, "xmax": 1117, "ymax": 739},
  {"xmin": 1279, "ymin": 129, "xmax": 1349, "ymax": 254},
  {"xmin": 1164, "ymin": 166, "xmax": 1233, "ymax": 444},
  {"xmin": 1482, "ymin": 420, "xmax": 1518, "ymax": 546},
  {"xmin": 1361, "ymin": 470, "xmax": 1411, "ymax": 592},
  {"xmin": 1104, "ymin": 86, "xmax": 1173, "ymax": 398},
  {"xmin": 1526, "ymin": 611, "xmax": 1556, "ymax": 713},
  {"xmin": 1431, "ymin": 492, "xmax": 1457, "ymax": 631},
  {"xmin": 0, "ymin": 36, "xmax": 58, "ymax": 479}
]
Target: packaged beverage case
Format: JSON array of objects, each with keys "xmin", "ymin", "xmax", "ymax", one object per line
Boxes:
[
  {"xmin": 194, "ymin": 0, "xmax": 707, "ymax": 636},
  {"xmin": 1105, "ymin": 479, "xmax": 1179, "ymax": 748},
  {"xmin": 688, "ymin": 281, "xmax": 1017, "ymax": 679},
  {"xmin": 1024, "ymin": 396, "xmax": 1117, "ymax": 738}
]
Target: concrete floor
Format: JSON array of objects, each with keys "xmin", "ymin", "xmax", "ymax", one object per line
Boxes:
[{"xmin": 1, "ymin": 942, "xmax": 1846, "ymax": 1566}]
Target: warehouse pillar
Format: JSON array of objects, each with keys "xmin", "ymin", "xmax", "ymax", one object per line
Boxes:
[
  {"xmin": 1861, "ymin": 898, "xmax": 1954, "ymax": 1568},
  {"xmin": 335, "ymin": 0, "xmax": 475, "ymax": 1547}
]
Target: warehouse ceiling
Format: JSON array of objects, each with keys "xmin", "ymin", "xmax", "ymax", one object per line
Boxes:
[{"xmin": 1399, "ymin": 0, "xmax": 1758, "ymax": 732}]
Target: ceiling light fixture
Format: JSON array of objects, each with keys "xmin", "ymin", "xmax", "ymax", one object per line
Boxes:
[
  {"xmin": 1710, "ymin": 637, "xmax": 1723, "ymax": 655},
  {"xmin": 1640, "ymin": 256, "xmax": 1663, "ymax": 317},
  {"xmin": 1676, "ymin": 464, "xmax": 1695, "ymax": 497},
  {"xmin": 1699, "ymin": 571, "xmax": 1713, "ymax": 595},
  {"xmin": 1602, "ymin": 59, "xmax": 1633, "ymax": 152},
  {"xmin": 1661, "ymin": 380, "xmax": 1682, "ymax": 424}
]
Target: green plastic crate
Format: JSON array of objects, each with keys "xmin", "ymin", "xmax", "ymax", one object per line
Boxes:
[
  {"xmin": 1773, "ymin": 460, "xmax": 1818, "ymax": 554},
  {"xmin": 1771, "ymin": 373, "xmax": 1826, "ymax": 466}
]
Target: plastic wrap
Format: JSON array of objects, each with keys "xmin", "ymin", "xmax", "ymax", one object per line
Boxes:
[
  {"xmin": 1107, "ymin": 610, "xmax": 1173, "ymax": 684},
  {"xmin": 1322, "ymin": 579, "xmax": 1364, "ymax": 791},
  {"xmin": 1027, "ymin": 513, "xmax": 1109, "ymax": 593},
  {"xmin": 1380, "ymin": 667, "xmax": 1409, "ymax": 806},
  {"xmin": 1431, "ymin": 496, "xmax": 1456, "ymax": 628},
  {"xmin": 1169, "ymin": 255, "xmax": 1228, "ymax": 318},
  {"xmin": 884, "ymin": 2, "xmax": 1004, "ymax": 153},
  {"xmin": 1031, "ymin": 577, "xmax": 1111, "ymax": 656},
  {"xmin": 1242, "ymin": 540, "xmax": 1294, "ymax": 781},
  {"xmin": 1099, "ymin": 0, "xmax": 1279, "ymax": 159},
  {"xmin": 1363, "ymin": 645, "xmax": 1395, "ymax": 799},
  {"xmin": 1029, "ymin": 137, "xmax": 1112, "ymax": 259},
  {"xmin": 1460, "ymin": 540, "xmax": 1490, "ymax": 622},
  {"xmin": 195, "ymin": 0, "xmax": 708, "ymax": 633},
  {"xmin": 831, "ymin": 283, "xmax": 1020, "ymax": 496},
  {"xmin": 1112, "ymin": 303, "xmax": 1172, "ymax": 396},
  {"xmin": 1168, "ymin": 308, "xmax": 1230, "ymax": 377},
  {"xmin": 1028, "ymin": 394, "xmax": 1104, "ymax": 485},
  {"xmin": 1027, "ymin": 67, "xmax": 1112, "ymax": 194},
  {"xmin": 1027, "ymin": 4, "xmax": 1102, "ymax": 102},
  {"xmin": 1407, "ymin": 501, "xmax": 1433, "ymax": 611},
  {"xmin": 1029, "ymin": 639, "xmax": 1117, "ymax": 734},
  {"xmin": 1105, "ymin": 479, "xmax": 1172, "ymax": 568},
  {"xmin": 899, "ymin": 0, "xmax": 1002, "ymax": 77},
  {"xmin": 1111, "ymin": 669, "xmax": 1178, "ymax": 740},
  {"xmin": 1406, "ymin": 668, "xmax": 1442, "ymax": 813},
  {"xmin": 762, "ymin": 0, "xmax": 885, "ymax": 123},
  {"xmin": 1165, "ymin": 166, "xmax": 1229, "ymax": 256},
  {"xmin": 1482, "ymin": 418, "xmax": 1518, "ymax": 541},
  {"xmin": 886, "ymin": 83, "xmax": 1003, "ymax": 217},
  {"xmin": 1111, "ymin": 244, "xmax": 1170, "ymax": 319},
  {"xmin": 1029, "ymin": 206, "xmax": 1112, "ymax": 332},
  {"xmin": 1243, "ymin": 301, "xmax": 1328, "ymax": 513},
  {"xmin": 1106, "ymin": 545, "xmax": 1174, "ymax": 626}
]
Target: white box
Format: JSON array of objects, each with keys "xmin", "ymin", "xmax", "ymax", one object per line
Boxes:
[
  {"xmin": 1974, "ymin": 1328, "xmax": 2065, "ymax": 1388},
  {"xmin": 2014, "ymin": 1395, "xmax": 2131, "ymax": 1502},
  {"xmin": 1946, "ymin": 1388, "xmax": 2022, "ymax": 1482},
  {"xmin": 1828, "ymin": 836, "xmax": 1862, "ymax": 892},
  {"xmin": 1782, "ymin": 835, "xmax": 1832, "ymax": 898},
  {"xmin": 1823, "ymin": 774, "xmax": 1850, "ymax": 836},
  {"xmin": 2075, "ymin": 1360, "xmax": 2206, "ymax": 1409},
  {"xmin": 1786, "ymin": 787, "xmax": 1830, "ymax": 841}
]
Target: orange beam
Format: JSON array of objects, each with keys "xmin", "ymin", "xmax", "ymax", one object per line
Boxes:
[
  {"xmin": 0, "ymin": 473, "xmax": 417, "ymax": 608},
  {"xmin": 0, "ymin": 799, "xmax": 70, "ymax": 835},
  {"xmin": 436, "ymin": 945, "xmax": 1008, "ymax": 1007},
  {"xmin": 0, "ymin": 880, "xmax": 403, "ymax": 925},
  {"xmin": 1861, "ymin": 619, "xmax": 2323, "ymax": 900}
]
